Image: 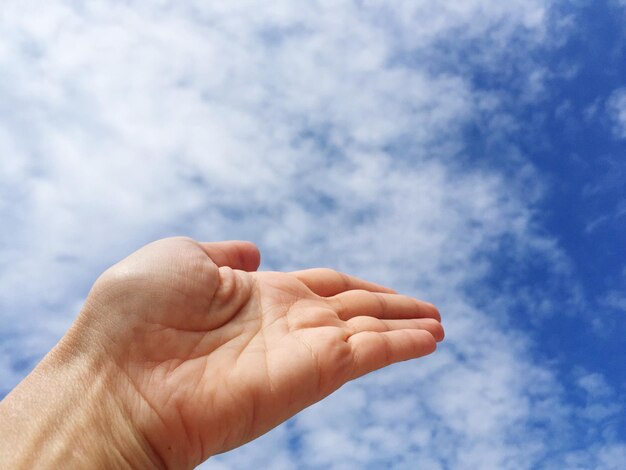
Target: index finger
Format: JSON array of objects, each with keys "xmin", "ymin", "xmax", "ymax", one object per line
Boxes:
[{"xmin": 290, "ymin": 268, "xmax": 397, "ymax": 297}]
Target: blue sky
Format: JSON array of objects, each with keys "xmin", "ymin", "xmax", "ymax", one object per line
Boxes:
[{"xmin": 0, "ymin": 1, "xmax": 625, "ymax": 468}]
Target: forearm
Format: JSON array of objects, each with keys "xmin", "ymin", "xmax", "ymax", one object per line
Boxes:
[{"xmin": 0, "ymin": 339, "xmax": 164, "ymax": 469}]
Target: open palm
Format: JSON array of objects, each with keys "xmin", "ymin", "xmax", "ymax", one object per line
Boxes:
[{"xmin": 74, "ymin": 237, "xmax": 443, "ymax": 469}]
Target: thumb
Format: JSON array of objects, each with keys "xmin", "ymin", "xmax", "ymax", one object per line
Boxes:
[{"xmin": 198, "ymin": 240, "xmax": 261, "ymax": 271}]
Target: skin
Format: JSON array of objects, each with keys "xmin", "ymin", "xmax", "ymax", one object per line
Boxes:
[{"xmin": 0, "ymin": 237, "xmax": 444, "ymax": 469}]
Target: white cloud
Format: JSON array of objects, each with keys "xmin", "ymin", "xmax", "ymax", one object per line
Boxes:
[
  {"xmin": 599, "ymin": 266, "xmax": 626, "ymax": 315},
  {"xmin": 602, "ymin": 291, "xmax": 626, "ymax": 312},
  {"xmin": 607, "ymin": 87, "xmax": 626, "ymax": 139},
  {"xmin": 0, "ymin": 0, "xmax": 622, "ymax": 468},
  {"xmin": 560, "ymin": 443, "xmax": 626, "ymax": 470},
  {"xmin": 577, "ymin": 371, "xmax": 613, "ymax": 398}
]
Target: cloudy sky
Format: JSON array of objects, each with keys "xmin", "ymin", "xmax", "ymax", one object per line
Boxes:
[{"xmin": 1, "ymin": 1, "xmax": 625, "ymax": 468}]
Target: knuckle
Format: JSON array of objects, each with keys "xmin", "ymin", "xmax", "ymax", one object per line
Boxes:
[
  {"xmin": 328, "ymin": 294, "xmax": 343, "ymax": 311},
  {"xmin": 90, "ymin": 266, "xmax": 141, "ymax": 305},
  {"xmin": 374, "ymin": 293, "xmax": 388, "ymax": 312},
  {"xmin": 215, "ymin": 266, "xmax": 238, "ymax": 301}
]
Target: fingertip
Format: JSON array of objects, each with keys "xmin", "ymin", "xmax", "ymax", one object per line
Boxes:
[
  {"xmin": 198, "ymin": 240, "xmax": 261, "ymax": 271},
  {"xmin": 236, "ymin": 241, "xmax": 261, "ymax": 272},
  {"xmin": 418, "ymin": 319, "xmax": 445, "ymax": 346},
  {"xmin": 432, "ymin": 321, "xmax": 445, "ymax": 342},
  {"xmin": 423, "ymin": 330, "xmax": 438, "ymax": 353},
  {"xmin": 418, "ymin": 318, "xmax": 444, "ymax": 343},
  {"xmin": 421, "ymin": 301, "xmax": 441, "ymax": 322}
]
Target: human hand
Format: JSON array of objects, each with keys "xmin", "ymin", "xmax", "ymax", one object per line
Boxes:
[{"xmin": 0, "ymin": 237, "xmax": 443, "ymax": 469}]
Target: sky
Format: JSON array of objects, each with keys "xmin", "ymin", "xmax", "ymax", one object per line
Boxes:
[{"xmin": 0, "ymin": 0, "xmax": 624, "ymax": 469}]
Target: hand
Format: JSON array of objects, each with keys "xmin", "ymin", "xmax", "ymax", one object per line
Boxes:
[{"xmin": 0, "ymin": 237, "xmax": 443, "ymax": 469}]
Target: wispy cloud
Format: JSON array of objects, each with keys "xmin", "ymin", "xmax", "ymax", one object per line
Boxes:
[
  {"xmin": 607, "ymin": 87, "xmax": 626, "ymax": 139},
  {"xmin": 0, "ymin": 1, "xmax": 623, "ymax": 468}
]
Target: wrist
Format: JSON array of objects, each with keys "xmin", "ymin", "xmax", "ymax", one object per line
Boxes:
[{"xmin": 0, "ymin": 332, "xmax": 165, "ymax": 469}]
